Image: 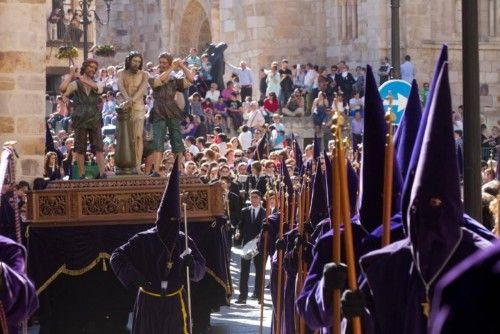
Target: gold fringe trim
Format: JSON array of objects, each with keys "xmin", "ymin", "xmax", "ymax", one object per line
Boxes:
[
  {"xmin": 205, "ymin": 267, "xmax": 232, "ymax": 304},
  {"xmin": 36, "ymin": 252, "xmax": 110, "ymax": 295}
]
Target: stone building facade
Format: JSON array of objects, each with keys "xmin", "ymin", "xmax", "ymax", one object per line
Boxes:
[
  {"xmin": 0, "ymin": 0, "xmax": 47, "ymax": 181},
  {"xmin": 96, "ymin": 0, "xmax": 500, "ymax": 126}
]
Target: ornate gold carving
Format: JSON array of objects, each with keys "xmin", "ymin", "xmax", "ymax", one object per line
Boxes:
[
  {"xmin": 128, "ymin": 193, "xmax": 161, "ymax": 214},
  {"xmin": 183, "ymin": 191, "xmax": 208, "ymax": 211},
  {"xmin": 39, "ymin": 195, "xmax": 66, "ymax": 217},
  {"xmin": 81, "ymin": 194, "xmax": 119, "ymax": 215},
  {"xmin": 28, "ymin": 176, "xmax": 223, "ymax": 226}
]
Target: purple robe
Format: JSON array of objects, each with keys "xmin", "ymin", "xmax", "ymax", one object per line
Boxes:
[
  {"xmin": 0, "ymin": 235, "xmax": 38, "ymax": 333},
  {"xmin": 430, "ymin": 240, "xmax": 500, "ymax": 334},
  {"xmin": 359, "ymin": 231, "xmax": 490, "ymax": 334},
  {"xmin": 296, "ymin": 221, "xmax": 367, "ymax": 333},
  {"xmin": 110, "ymin": 227, "xmax": 206, "ymax": 334}
]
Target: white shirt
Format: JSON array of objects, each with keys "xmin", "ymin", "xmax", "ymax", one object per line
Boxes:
[
  {"xmin": 227, "ymin": 63, "xmax": 254, "ymax": 86},
  {"xmin": 400, "ymin": 61, "xmax": 416, "ymax": 83},
  {"xmin": 239, "ymin": 131, "xmax": 253, "ymax": 151},
  {"xmin": 188, "ymin": 144, "xmax": 200, "ymax": 156},
  {"xmin": 304, "ymin": 69, "xmax": 318, "ymax": 88},
  {"xmin": 247, "ymin": 110, "xmax": 265, "ymax": 129},
  {"xmin": 205, "ymin": 89, "xmax": 220, "ymax": 103}
]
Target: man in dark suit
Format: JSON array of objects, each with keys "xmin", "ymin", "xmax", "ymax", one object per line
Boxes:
[{"xmin": 234, "ymin": 190, "xmax": 265, "ymax": 304}]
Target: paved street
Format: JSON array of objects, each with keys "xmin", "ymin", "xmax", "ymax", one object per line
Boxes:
[
  {"xmin": 29, "ymin": 246, "xmax": 273, "ymax": 334},
  {"xmin": 209, "ymin": 247, "xmax": 273, "ymax": 334}
]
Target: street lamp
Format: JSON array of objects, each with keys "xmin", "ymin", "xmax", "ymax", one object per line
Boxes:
[
  {"xmin": 390, "ymin": 0, "xmax": 400, "ymax": 79},
  {"xmin": 74, "ymin": 0, "xmax": 113, "ymax": 60}
]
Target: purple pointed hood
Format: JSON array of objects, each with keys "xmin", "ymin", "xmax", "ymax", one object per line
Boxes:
[
  {"xmin": 359, "ymin": 65, "xmax": 402, "ymax": 232},
  {"xmin": 408, "ymin": 62, "xmax": 463, "ymax": 282},
  {"xmin": 323, "ymin": 149, "xmax": 359, "ymax": 219},
  {"xmin": 309, "ymin": 157, "xmax": 329, "ymax": 226},
  {"xmin": 293, "ymin": 138, "xmax": 304, "ymax": 176},
  {"xmin": 156, "ymin": 157, "xmax": 180, "ymax": 247},
  {"xmin": 394, "ymin": 80, "xmax": 422, "ymax": 179},
  {"xmin": 402, "ymin": 45, "xmax": 448, "ymax": 233}
]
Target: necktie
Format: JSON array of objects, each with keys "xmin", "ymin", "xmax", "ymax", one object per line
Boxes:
[{"xmin": 252, "ymin": 208, "xmax": 256, "ymax": 223}]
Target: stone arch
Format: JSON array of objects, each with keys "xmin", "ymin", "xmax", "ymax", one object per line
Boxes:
[{"xmin": 175, "ymin": 0, "xmax": 213, "ymax": 57}]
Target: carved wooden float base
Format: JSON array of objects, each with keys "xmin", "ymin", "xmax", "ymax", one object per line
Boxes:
[{"xmin": 26, "ymin": 176, "xmax": 224, "ymax": 227}]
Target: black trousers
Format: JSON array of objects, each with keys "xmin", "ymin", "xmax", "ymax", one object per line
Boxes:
[
  {"xmin": 241, "ymin": 86, "xmax": 253, "ymax": 101},
  {"xmin": 352, "ymin": 133, "xmax": 363, "ymax": 152},
  {"xmin": 239, "ymin": 253, "xmax": 262, "ymax": 300}
]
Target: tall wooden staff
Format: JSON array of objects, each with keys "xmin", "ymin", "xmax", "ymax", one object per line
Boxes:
[
  {"xmin": 182, "ymin": 203, "xmax": 193, "ymax": 334},
  {"xmin": 297, "ymin": 174, "xmax": 311, "ymax": 334},
  {"xmin": 330, "ymin": 112, "xmax": 342, "ymax": 334},
  {"xmin": 333, "ymin": 111, "xmax": 362, "ymax": 334},
  {"xmin": 382, "ymin": 93, "xmax": 396, "ymax": 247},
  {"xmin": 275, "ymin": 178, "xmax": 286, "ymax": 334},
  {"xmin": 259, "ymin": 187, "xmax": 271, "ymax": 334}
]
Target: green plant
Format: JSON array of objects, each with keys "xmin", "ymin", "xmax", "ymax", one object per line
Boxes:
[
  {"xmin": 94, "ymin": 44, "xmax": 116, "ymax": 57},
  {"xmin": 56, "ymin": 46, "xmax": 79, "ymax": 59}
]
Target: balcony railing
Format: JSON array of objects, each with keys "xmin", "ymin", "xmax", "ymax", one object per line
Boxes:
[{"xmin": 47, "ymin": 21, "xmax": 93, "ymax": 47}]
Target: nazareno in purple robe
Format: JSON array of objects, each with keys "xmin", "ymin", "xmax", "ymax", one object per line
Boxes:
[
  {"xmin": 360, "ymin": 52, "xmax": 492, "ymax": 334},
  {"xmin": 295, "ymin": 220, "xmax": 367, "ymax": 333},
  {"xmin": 0, "ymin": 235, "xmax": 38, "ymax": 333},
  {"xmin": 110, "ymin": 157, "xmax": 206, "ymax": 334},
  {"xmin": 430, "ymin": 240, "xmax": 500, "ymax": 334},
  {"xmin": 111, "ymin": 228, "xmax": 205, "ymax": 334}
]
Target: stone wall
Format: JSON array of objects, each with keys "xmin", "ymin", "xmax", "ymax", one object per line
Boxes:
[
  {"xmin": 0, "ymin": 0, "xmax": 46, "ymax": 182},
  {"xmin": 95, "ymin": 0, "xmax": 163, "ymax": 66}
]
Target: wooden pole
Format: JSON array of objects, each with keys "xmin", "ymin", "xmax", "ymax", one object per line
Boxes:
[
  {"xmin": 259, "ymin": 197, "xmax": 271, "ymax": 334},
  {"xmin": 382, "ymin": 99, "xmax": 396, "ymax": 247},
  {"xmin": 275, "ymin": 182, "xmax": 286, "ymax": 334},
  {"xmin": 331, "ymin": 125, "xmax": 342, "ymax": 334},
  {"xmin": 336, "ymin": 115, "xmax": 362, "ymax": 334}
]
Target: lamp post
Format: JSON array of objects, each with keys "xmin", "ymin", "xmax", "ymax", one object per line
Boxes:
[
  {"xmin": 462, "ymin": 0, "xmax": 482, "ymax": 221},
  {"xmin": 75, "ymin": 0, "xmax": 113, "ymax": 60},
  {"xmin": 390, "ymin": 0, "xmax": 400, "ymax": 79}
]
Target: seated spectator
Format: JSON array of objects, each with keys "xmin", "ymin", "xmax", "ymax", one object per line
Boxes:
[
  {"xmin": 205, "ymin": 82, "xmax": 220, "ymax": 103},
  {"xmin": 282, "ymin": 88, "xmax": 305, "ymax": 117},
  {"xmin": 181, "ymin": 115, "xmax": 198, "ymax": 138},
  {"xmin": 246, "ymin": 101, "xmax": 266, "ymax": 131},
  {"xmin": 263, "ymin": 92, "xmax": 279, "ymax": 115},
  {"xmin": 190, "ymin": 92, "xmax": 204, "ymax": 117},
  {"xmin": 43, "ymin": 151, "xmax": 62, "ymax": 181},
  {"xmin": 312, "ymin": 91, "xmax": 330, "ymax": 135}
]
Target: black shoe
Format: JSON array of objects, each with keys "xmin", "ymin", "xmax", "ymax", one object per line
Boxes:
[
  {"xmin": 250, "ymin": 294, "xmax": 258, "ymax": 300},
  {"xmin": 234, "ymin": 298, "xmax": 246, "ymax": 304},
  {"xmin": 96, "ymin": 173, "xmax": 107, "ymax": 179}
]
